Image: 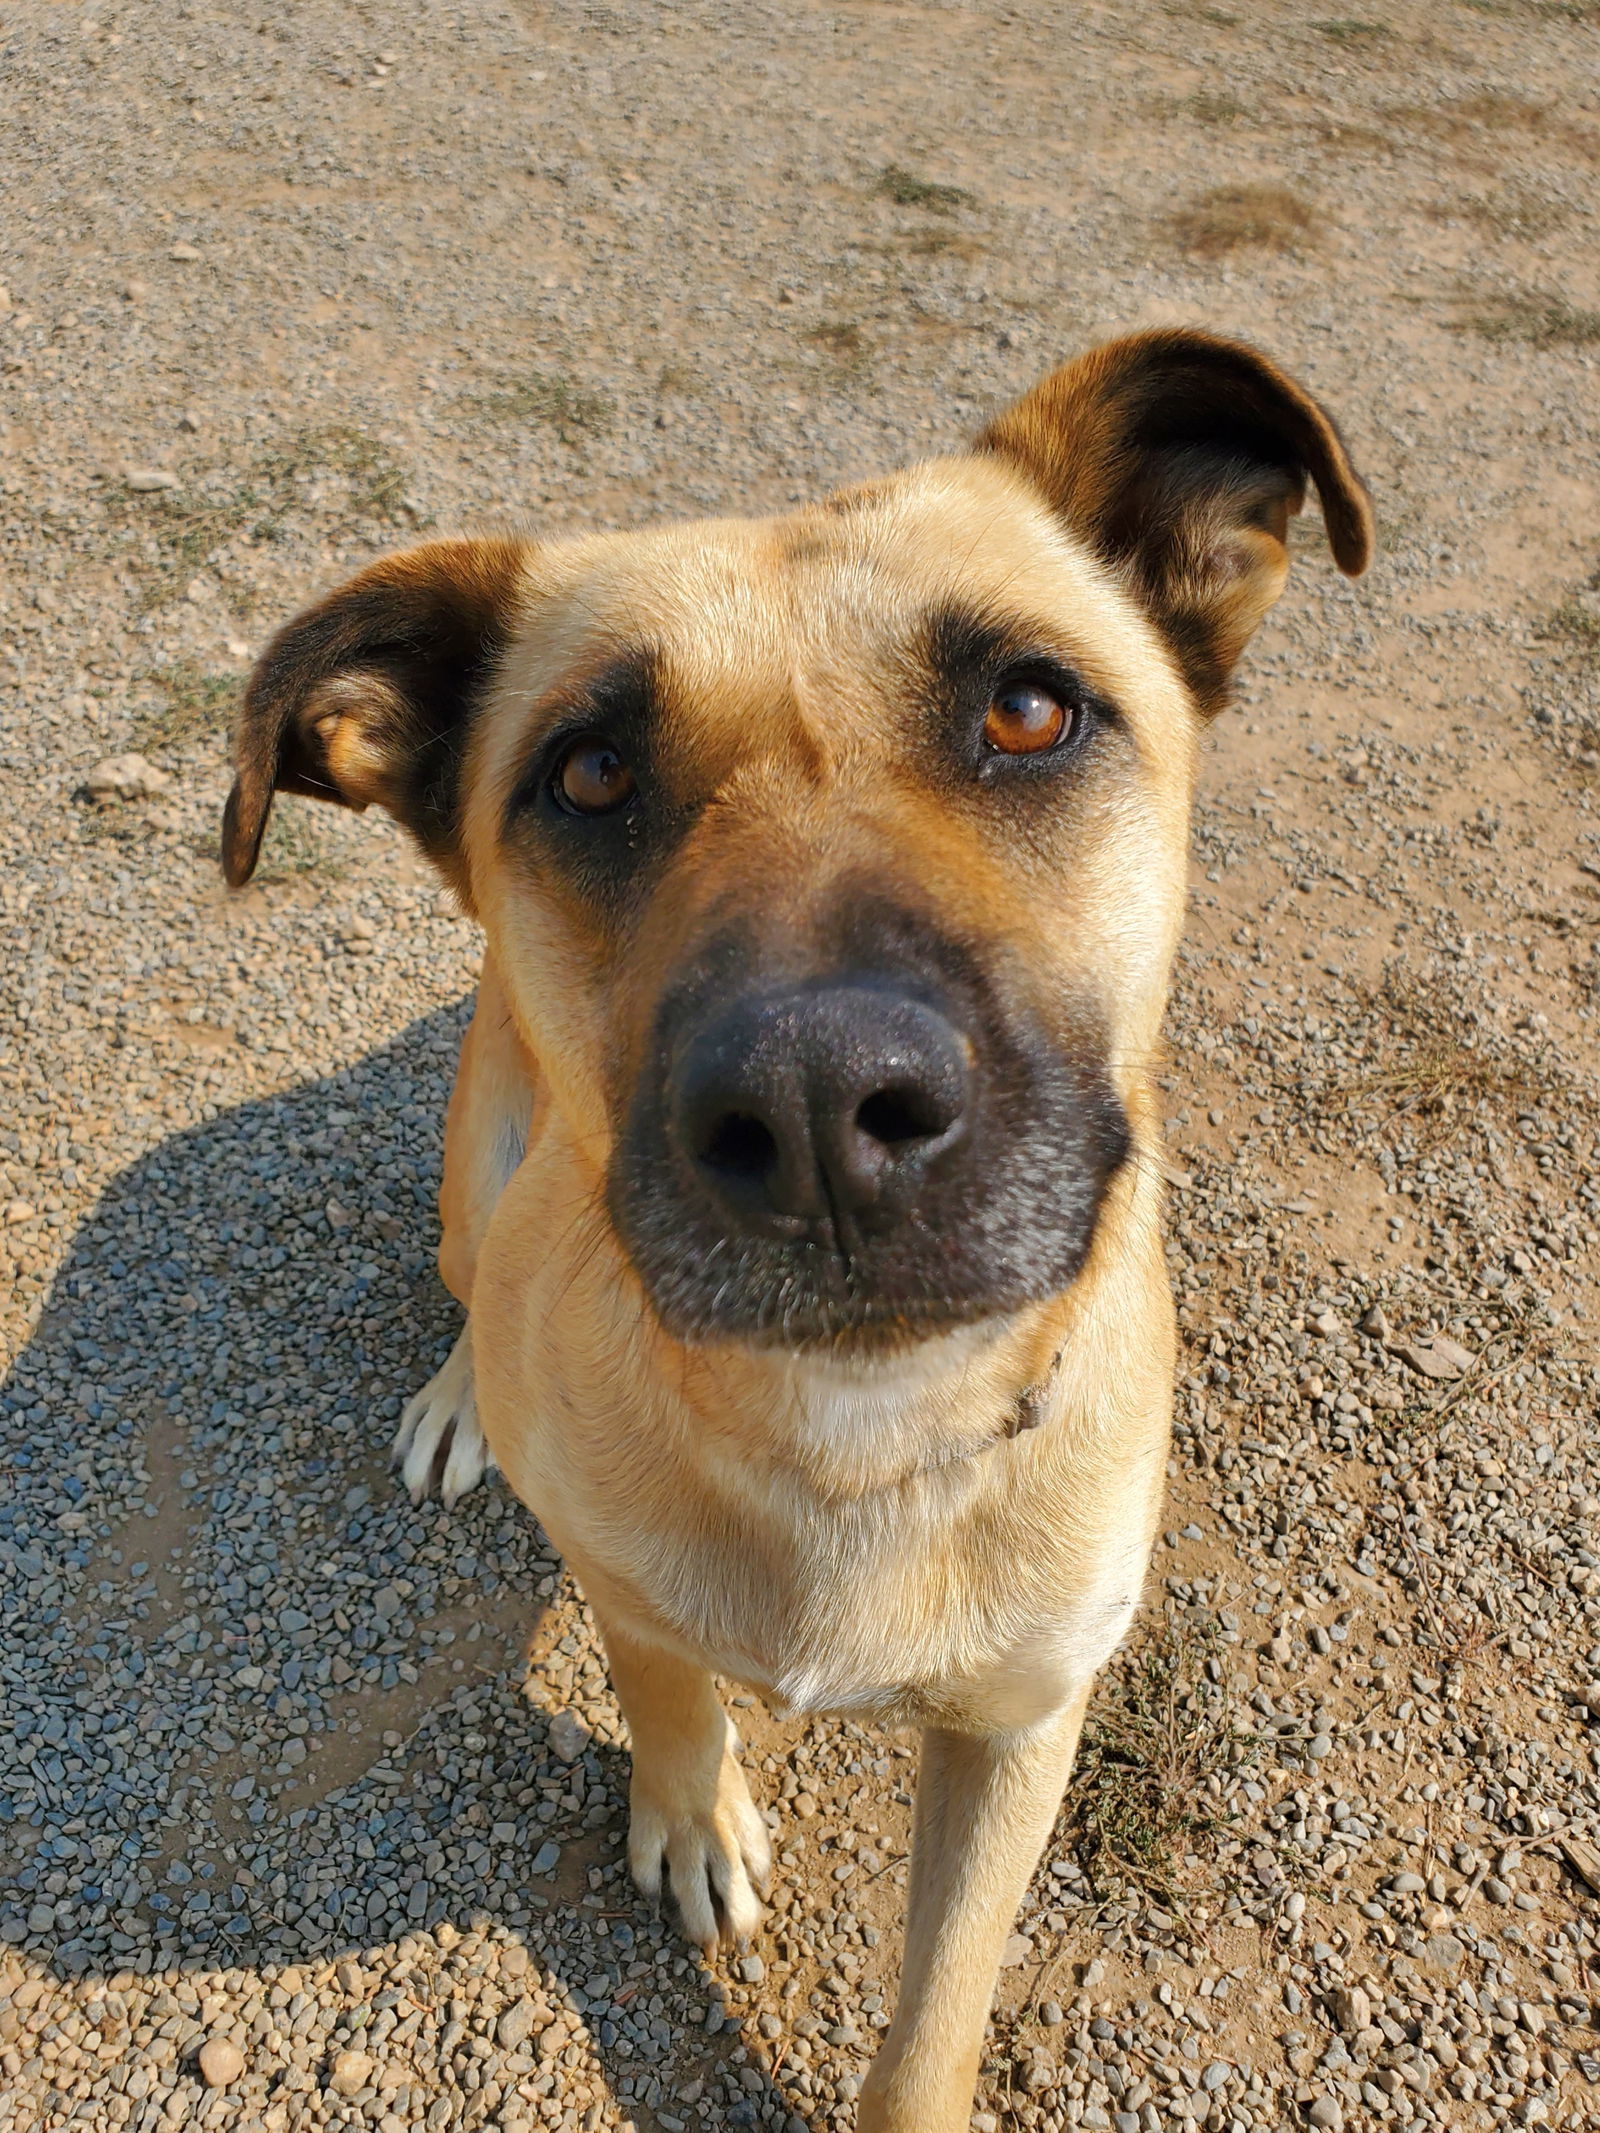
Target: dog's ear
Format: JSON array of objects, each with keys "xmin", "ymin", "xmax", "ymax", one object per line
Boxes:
[
  {"xmin": 976, "ymin": 329, "xmax": 1373, "ymax": 713},
  {"xmin": 221, "ymin": 535, "xmax": 530, "ymax": 897}
]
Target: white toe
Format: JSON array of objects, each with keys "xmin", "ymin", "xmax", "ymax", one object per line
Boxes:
[
  {"xmin": 393, "ymin": 1325, "xmax": 493, "ymax": 1505},
  {"xmin": 627, "ymin": 1757, "xmax": 772, "ymax": 1953}
]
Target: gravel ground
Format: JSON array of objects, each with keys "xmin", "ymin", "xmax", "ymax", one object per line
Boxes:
[{"xmin": 4, "ymin": 3, "xmax": 1600, "ymax": 2131}]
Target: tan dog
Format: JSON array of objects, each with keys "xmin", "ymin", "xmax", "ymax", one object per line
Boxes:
[{"xmin": 223, "ymin": 331, "xmax": 1371, "ymax": 2133}]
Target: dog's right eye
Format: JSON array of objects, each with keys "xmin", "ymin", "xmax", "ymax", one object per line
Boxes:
[{"xmin": 552, "ymin": 734, "xmax": 637, "ymax": 817}]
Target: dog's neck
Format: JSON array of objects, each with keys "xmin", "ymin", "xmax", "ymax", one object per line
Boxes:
[{"xmin": 679, "ymin": 1314, "xmax": 1072, "ymax": 1503}]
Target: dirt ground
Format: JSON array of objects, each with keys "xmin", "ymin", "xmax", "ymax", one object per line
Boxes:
[{"xmin": 3, "ymin": 3, "xmax": 1600, "ymax": 2132}]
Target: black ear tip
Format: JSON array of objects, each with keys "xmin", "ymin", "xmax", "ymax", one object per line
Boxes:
[
  {"xmin": 221, "ymin": 777, "xmax": 265, "ymax": 888},
  {"xmin": 1326, "ymin": 479, "xmax": 1376, "ymax": 578}
]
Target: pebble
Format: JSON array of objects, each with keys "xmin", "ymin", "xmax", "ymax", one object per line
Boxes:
[
  {"xmin": 548, "ymin": 1708, "xmax": 592, "ymax": 1761},
  {"xmin": 197, "ymin": 2035, "xmax": 245, "ymax": 2087},
  {"xmin": 86, "ymin": 751, "xmax": 172, "ymax": 799},
  {"xmin": 328, "ymin": 2048, "xmax": 373, "ymax": 2097},
  {"xmin": 122, "ymin": 465, "xmax": 177, "ymax": 491}
]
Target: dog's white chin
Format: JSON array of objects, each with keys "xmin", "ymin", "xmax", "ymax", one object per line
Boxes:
[{"xmin": 767, "ymin": 1316, "xmax": 1021, "ymax": 1474}]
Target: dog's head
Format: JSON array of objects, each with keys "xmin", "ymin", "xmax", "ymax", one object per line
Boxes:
[{"xmin": 225, "ymin": 331, "xmax": 1370, "ymax": 1352}]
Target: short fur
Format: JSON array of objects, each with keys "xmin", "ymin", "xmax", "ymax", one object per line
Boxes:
[{"xmin": 226, "ymin": 331, "xmax": 1370, "ymax": 2133}]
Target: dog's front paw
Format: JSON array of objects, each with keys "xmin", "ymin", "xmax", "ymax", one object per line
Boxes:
[
  {"xmin": 393, "ymin": 1326, "xmax": 493, "ymax": 1507},
  {"xmin": 628, "ymin": 1721, "xmax": 772, "ymax": 1954}
]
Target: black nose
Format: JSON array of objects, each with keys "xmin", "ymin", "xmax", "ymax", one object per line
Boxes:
[{"xmin": 671, "ymin": 984, "xmax": 973, "ymax": 1235}]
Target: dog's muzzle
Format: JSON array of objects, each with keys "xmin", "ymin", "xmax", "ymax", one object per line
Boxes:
[{"xmin": 610, "ymin": 949, "xmax": 1130, "ymax": 1352}]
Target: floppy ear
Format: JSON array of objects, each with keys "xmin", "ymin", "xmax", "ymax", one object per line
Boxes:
[
  {"xmin": 221, "ymin": 535, "xmax": 530, "ymax": 898},
  {"xmin": 976, "ymin": 328, "xmax": 1373, "ymax": 714}
]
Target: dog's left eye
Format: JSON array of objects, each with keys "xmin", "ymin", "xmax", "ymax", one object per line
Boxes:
[
  {"xmin": 983, "ymin": 681, "xmax": 1071, "ymax": 756},
  {"xmin": 553, "ymin": 735, "xmax": 637, "ymax": 816}
]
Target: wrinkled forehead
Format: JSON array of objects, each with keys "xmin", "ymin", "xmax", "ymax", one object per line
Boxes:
[{"xmin": 500, "ymin": 455, "xmax": 1186, "ymax": 742}]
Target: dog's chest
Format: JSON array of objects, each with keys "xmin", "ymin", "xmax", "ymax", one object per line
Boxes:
[{"xmin": 564, "ymin": 1425, "xmax": 1159, "ymax": 1731}]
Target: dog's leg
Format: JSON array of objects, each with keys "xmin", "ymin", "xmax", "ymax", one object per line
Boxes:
[
  {"xmin": 394, "ymin": 950, "xmax": 536, "ymax": 1506},
  {"xmin": 597, "ymin": 1614, "xmax": 772, "ymax": 1955},
  {"xmin": 858, "ymin": 1690, "xmax": 1091, "ymax": 2133}
]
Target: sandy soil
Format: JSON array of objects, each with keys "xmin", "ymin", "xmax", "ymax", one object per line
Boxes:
[{"xmin": 3, "ymin": 3, "xmax": 1600, "ymax": 2132}]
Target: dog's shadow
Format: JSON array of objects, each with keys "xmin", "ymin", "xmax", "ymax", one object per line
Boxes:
[{"xmin": 0, "ymin": 1003, "xmax": 807, "ymax": 2132}]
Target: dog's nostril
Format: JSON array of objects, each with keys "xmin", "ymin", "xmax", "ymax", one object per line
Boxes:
[
  {"xmin": 856, "ymin": 1084, "xmax": 951, "ymax": 1147},
  {"xmin": 700, "ymin": 1109, "xmax": 780, "ymax": 1181}
]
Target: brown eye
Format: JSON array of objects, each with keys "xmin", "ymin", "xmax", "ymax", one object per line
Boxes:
[
  {"xmin": 554, "ymin": 736, "xmax": 636, "ymax": 816},
  {"xmin": 983, "ymin": 681, "xmax": 1069, "ymax": 756}
]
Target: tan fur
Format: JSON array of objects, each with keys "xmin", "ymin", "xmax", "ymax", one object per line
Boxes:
[{"xmin": 225, "ymin": 332, "xmax": 1370, "ymax": 2132}]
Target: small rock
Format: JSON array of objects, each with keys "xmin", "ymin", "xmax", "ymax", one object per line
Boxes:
[
  {"xmin": 530, "ymin": 1840, "xmax": 561, "ymax": 1876},
  {"xmin": 4, "ymin": 1201, "xmax": 37, "ymax": 1226},
  {"xmin": 328, "ymin": 2049, "xmax": 372, "ymax": 2098},
  {"xmin": 1389, "ymin": 1872, "xmax": 1426, "ymax": 1896},
  {"xmin": 87, "ymin": 752, "xmax": 172, "ymax": 800},
  {"xmin": 198, "ymin": 2036, "xmax": 245, "ymax": 2088},
  {"xmin": 178, "ymin": 409, "xmax": 201, "ymax": 433},
  {"xmin": 1039, "ymin": 2000, "xmax": 1064, "ymax": 2026},
  {"xmin": 547, "ymin": 1710, "xmax": 590, "ymax": 1762},
  {"xmin": 1423, "ymin": 1933, "xmax": 1464, "ymax": 1972},
  {"xmin": 121, "ymin": 277, "xmax": 148, "ymax": 301},
  {"xmin": 169, "ymin": 242, "xmax": 202, "ymax": 261},
  {"xmin": 1000, "ymin": 1933, "xmax": 1033, "ymax": 1967},
  {"xmin": 497, "ymin": 2001, "xmax": 539, "ymax": 2050},
  {"xmin": 1307, "ymin": 2101, "xmax": 1343, "ymax": 2132},
  {"xmin": 1329, "ymin": 1983, "xmax": 1371, "ymax": 2034},
  {"xmin": 1391, "ymin": 1334, "xmax": 1474, "ymax": 1381},
  {"xmin": 1359, "ymin": 1304, "xmax": 1391, "ymax": 1339},
  {"xmin": 122, "ymin": 466, "xmax": 177, "ymax": 492}
]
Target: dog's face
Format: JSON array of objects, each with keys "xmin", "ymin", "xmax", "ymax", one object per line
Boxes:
[{"xmin": 224, "ymin": 331, "xmax": 1370, "ymax": 1352}]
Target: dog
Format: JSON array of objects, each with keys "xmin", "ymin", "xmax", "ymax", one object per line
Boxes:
[{"xmin": 222, "ymin": 329, "xmax": 1371, "ymax": 2133}]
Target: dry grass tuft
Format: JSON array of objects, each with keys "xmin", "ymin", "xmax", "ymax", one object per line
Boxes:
[
  {"xmin": 1304, "ymin": 963, "xmax": 1560, "ymax": 1151},
  {"xmin": 1170, "ymin": 183, "xmax": 1317, "ymax": 257},
  {"xmin": 1060, "ymin": 1622, "xmax": 1253, "ymax": 1908},
  {"xmin": 103, "ymin": 427, "xmax": 414, "ymax": 609},
  {"xmin": 1457, "ymin": 291, "xmax": 1600, "ymax": 347},
  {"xmin": 1459, "ymin": 185, "xmax": 1570, "ymax": 239},
  {"xmin": 872, "ymin": 164, "xmax": 973, "ymax": 215},
  {"xmin": 806, "ymin": 320, "xmax": 869, "ymax": 371},
  {"xmin": 1184, "ymin": 89, "xmax": 1248, "ymax": 123},
  {"xmin": 1388, "ymin": 91, "xmax": 1549, "ymax": 140},
  {"xmin": 1312, "ymin": 16, "xmax": 1391, "ymax": 42},
  {"xmin": 471, "ymin": 370, "xmax": 612, "ymax": 443},
  {"xmin": 1540, "ymin": 592, "xmax": 1600, "ymax": 658},
  {"xmin": 135, "ymin": 661, "xmax": 238, "ymax": 756}
]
